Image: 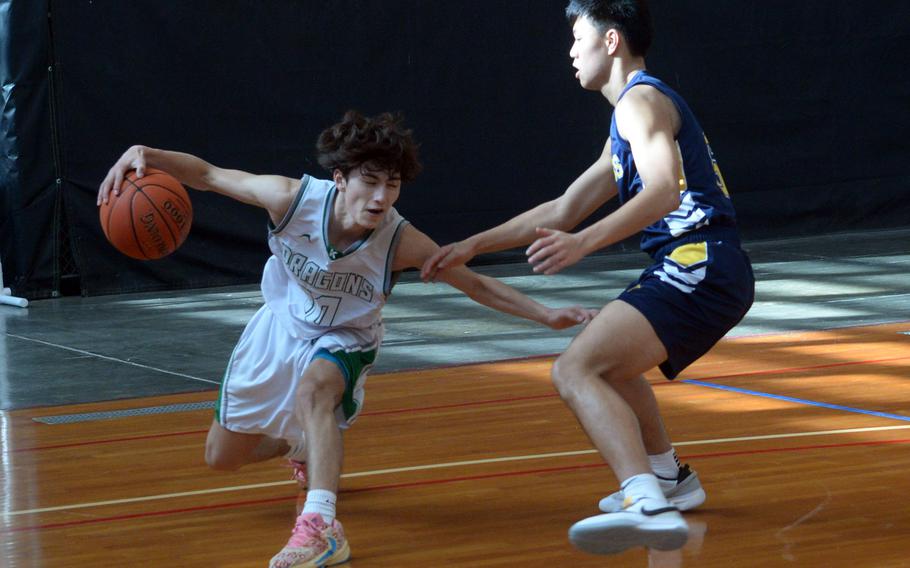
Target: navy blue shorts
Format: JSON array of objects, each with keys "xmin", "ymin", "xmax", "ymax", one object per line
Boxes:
[{"xmin": 617, "ymin": 239, "xmax": 754, "ymax": 379}]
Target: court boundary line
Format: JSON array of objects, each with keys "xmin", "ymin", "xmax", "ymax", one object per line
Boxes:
[
  {"xmin": 3, "ymin": 435, "xmax": 909, "ymax": 533},
  {"xmin": 5, "ymin": 333, "xmax": 219, "ymax": 385},
  {"xmin": 7, "ymin": 320, "xmax": 908, "ymax": 398},
  {"xmin": 5, "ymin": 424, "xmax": 910, "ymax": 519},
  {"xmin": 13, "ymin": 353, "xmax": 910, "ymax": 445},
  {"xmin": 375, "ymin": 318, "xmax": 910, "ymax": 374},
  {"xmin": 682, "ymin": 379, "xmax": 910, "ymax": 422}
]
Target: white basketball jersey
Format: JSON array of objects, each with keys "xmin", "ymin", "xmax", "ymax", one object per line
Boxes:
[{"xmin": 261, "ymin": 175, "xmax": 408, "ymax": 340}]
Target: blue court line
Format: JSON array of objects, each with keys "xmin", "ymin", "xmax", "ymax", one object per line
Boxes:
[{"xmin": 680, "ymin": 379, "xmax": 910, "ymax": 422}]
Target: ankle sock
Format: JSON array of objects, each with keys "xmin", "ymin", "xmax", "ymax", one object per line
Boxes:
[
  {"xmin": 302, "ymin": 489, "xmax": 337, "ymax": 523},
  {"xmin": 649, "ymin": 448, "xmax": 681, "ymax": 481},
  {"xmin": 620, "ymin": 473, "xmax": 665, "ymax": 504}
]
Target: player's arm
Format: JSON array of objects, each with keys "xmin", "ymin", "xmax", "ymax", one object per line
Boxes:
[
  {"xmin": 420, "ymin": 140, "xmax": 618, "ymax": 280},
  {"xmin": 526, "ymin": 89, "xmax": 682, "ymax": 274},
  {"xmin": 395, "ymin": 224, "xmax": 596, "ymax": 329},
  {"xmin": 98, "ymin": 145, "xmax": 299, "ymax": 224}
]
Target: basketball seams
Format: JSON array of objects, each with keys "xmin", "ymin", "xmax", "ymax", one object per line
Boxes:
[
  {"xmin": 103, "ymin": 170, "xmax": 192, "ymax": 260},
  {"xmin": 142, "ymin": 187, "xmax": 185, "ymax": 232},
  {"xmin": 101, "ymin": 186, "xmax": 126, "ymax": 238},
  {"xmin": 126, "ymin": 172, "xmax": 192, "ymax": 238},
  {"xmin": 127, "ymin": 188, "xmax": 152, "ymax": 260},
  {"xmin": 136, "ymin": 175, "xmax": 192, "ymax": 213},
  {"xmin": 103, "ymin": 198, "xmax": 116, "ymax": 237},
  {"xmin": 134, "ymin": 190, "xmax": 180, "ymax": 251},
  {"xmin": 144, "ymin": 183, "xmax": 192, "ymax": 212},
  {"xmin": 137, "ymin": 169, "xmax": 191, "ymax": 207},
  {"xmin": 136, "ymin": 184, "xmax": 193, "ymax": 238}
]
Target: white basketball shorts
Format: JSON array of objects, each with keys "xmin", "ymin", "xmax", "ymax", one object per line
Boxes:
[{"xmin": 215, "ymin": 304, "xmax": 381, "ymax": 442}]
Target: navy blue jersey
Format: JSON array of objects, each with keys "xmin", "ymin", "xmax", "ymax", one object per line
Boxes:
[{"xmin": 609, "ymin": 70, "xmax": 738, "ymax": 258}]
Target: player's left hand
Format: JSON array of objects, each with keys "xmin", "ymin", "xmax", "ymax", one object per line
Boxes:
[
  {"xmin": 526, "ymin": 227, "xmax": 585, "ymax": 275},
  {"xmin": 544, "ymin": 306, "xmax": 599, "ymax": 330}
]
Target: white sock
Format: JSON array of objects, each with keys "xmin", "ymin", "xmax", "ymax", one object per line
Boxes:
[
  {"xmin": 284, "ymin": 437, "xmax": 307, "ymax": 463},
  {"xmin": 648, "ymin": 448, "xmax": 681, "ymax": 482},
  {"xmin": 302, "ymin": 489, "xmax": 336, "ymax": 523},
  {"xmin": 621, "ymin": 473, "xmax": 666, "ymax": 504}
]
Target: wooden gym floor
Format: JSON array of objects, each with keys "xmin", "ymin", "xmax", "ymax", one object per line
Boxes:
[{"xmin": 2, "ymin": 228, "xmax": 909, "ymax": 567}]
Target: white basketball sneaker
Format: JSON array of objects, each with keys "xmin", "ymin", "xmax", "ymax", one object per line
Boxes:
[
  {"xmin": 598, "ymin": 464, "xmax": 706, "ymax": 513},
  {"xmin": 569, "ymin": 497, "xmax": 689, "ymax": 555}
]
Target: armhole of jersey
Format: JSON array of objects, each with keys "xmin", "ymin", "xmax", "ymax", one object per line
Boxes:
[
  {"xmin": 269, "ymin": 174, "xmax": 311, "ymax": 234},
  {"xmin": 662, "ymin": 89, "xmax": 685, "ymax": 141},
  {"xmin": 639, "ymin": 78, "xmax": 684, "ymax": 140},
  {"xmin": 614, "ymin": 80, "xmax": 683, "ymax": 145},
  {"xmin": 320, "ymin": 185, "xmax": 336, "ymax": 253},
  {"xmin": 383, "ymin": 219, "xmax": 410, "ymax": 296}
]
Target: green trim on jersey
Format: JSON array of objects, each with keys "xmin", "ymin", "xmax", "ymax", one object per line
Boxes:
[
  {"xmin": 269, "ymin": 174, "xmax": 311, "ymax": 234},
  {"xmin": 384, "ymin": 219, "xmax": 410, "ymax": 295},
  {"xmin": 321, "ymin": 186, "xmax": 373, "ymax": 260},
  {"xmin": 314, "ymin": 347, "xmax": 377, "ymax": 420}
]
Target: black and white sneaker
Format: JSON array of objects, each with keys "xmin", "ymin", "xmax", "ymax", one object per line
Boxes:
[
  {"xmin": 598, "ymin": 464, "xmax": 706, "ymax": 513},
  {"xmin": 569, "ymin": 497, "xmax": 689, "ymax": 555}
]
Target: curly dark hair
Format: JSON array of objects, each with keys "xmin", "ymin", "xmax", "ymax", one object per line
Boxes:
[{"xmin": 316, "ymin": 110, "xmax": 422, "ymax": 183}]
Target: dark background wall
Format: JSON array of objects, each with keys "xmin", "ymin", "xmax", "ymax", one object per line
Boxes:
[{"xmin": 2, "ymin": 0, "xmax": 908, "ymax": 298}]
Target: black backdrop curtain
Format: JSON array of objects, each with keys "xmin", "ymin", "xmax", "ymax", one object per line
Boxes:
[{"xmin": 2, "ymin": 0, "xmax": 908, "ymax": 298}]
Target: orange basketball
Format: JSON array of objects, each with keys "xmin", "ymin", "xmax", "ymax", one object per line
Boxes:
[{"xmin": 99, "ymin": 168, "xmax": 193, "ymax": 260}]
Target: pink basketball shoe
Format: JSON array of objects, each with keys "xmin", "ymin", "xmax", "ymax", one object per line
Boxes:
[{"xmin": 269, "ymin": 512, "xmax": 350, "ymax": 568}]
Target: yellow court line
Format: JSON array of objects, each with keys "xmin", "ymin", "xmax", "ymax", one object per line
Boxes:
[{"xmin": 5, "ymin": 424, "xmax": 910, "ymax": 517}]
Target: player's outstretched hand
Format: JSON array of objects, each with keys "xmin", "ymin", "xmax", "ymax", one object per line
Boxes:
[
  {"xmin": 527, "ymin": 227, "xmax": 585, "ymax": 275},
  {"xmin": 421, "ymin": 241, "xmax": 476, "ymax": 282},
  {"xmin": 98, "ymin": 145, "xmax": 149, "ymax": 206},
  {"xmin": 544, "ymin": 306, "xmax": 599, "ymax": 330}
]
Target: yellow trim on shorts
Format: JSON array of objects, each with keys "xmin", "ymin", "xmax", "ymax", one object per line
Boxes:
[{"xmin": 668, "ymin": 242, "xmax": 707, "ymax": 266}]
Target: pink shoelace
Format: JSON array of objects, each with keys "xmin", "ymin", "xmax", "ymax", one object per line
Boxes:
[
  {"xmin": 286, "ymin": 513, "xmax": 327, "ymax": 548},
  {"xmin": 288, "ymin": 460, "xmax": 307, "ymax": 486}
]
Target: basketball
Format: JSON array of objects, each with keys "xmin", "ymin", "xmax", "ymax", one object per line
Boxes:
[{"xmin": 99, "ymin": 168, "xmax": 193, "ymax": 260}]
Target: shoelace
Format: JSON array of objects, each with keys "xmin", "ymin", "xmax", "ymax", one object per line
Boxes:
[
  {"xmin": 287, "ymin": 460, "xmax": 307, "ymax": 485},
  {"xmin": 286, "ymin": 515, "xmax": 326, "ymax": 548}
]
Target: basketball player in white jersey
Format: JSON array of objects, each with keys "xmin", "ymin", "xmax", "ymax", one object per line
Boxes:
[{"xmin": 98, "ymin": 110, "xmax": 596, "ymax": 568}]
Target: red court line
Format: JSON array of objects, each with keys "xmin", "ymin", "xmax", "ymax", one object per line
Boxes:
[
  {"xmin": 4, "ymin": 437, "xmax": 908, "ymax": 534},
  {"xmin": 0, "ymin": 496, "xmax": 296, "ymax": 534},
  {"xmin": 11, "ymin": 429, "xmax": 205, "ymax": 453},
  {"xmin": 677, "ymin": 354, "xmax": 910, "ymax": 382},
  {"xmin": 372, "ymin": 319, "xmax": 910, "ymax": 374},
  {"xmin": 12, "ymin": 354, "xmax": 910, "ymax": 454}
]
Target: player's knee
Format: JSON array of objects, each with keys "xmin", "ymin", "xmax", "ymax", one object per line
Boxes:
[
  {"xmin": 205, "ymin": 443, "xmax": 242, "ymax": 471},
  {"xmin": 551, "ymin": 353, "xmax": 587, "ymax": 399},
  {"xmin": 552, "ymin": 351, "xmax": 619, "ymax": 399},
  {"xmin": 297, "ymin": 374, "xmax": 342, "ymax": 413}
]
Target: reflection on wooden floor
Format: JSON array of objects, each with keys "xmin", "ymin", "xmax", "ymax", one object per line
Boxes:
[{"xmin": 3, "ymin": 322, "xmax": 910, "ymax": 567}]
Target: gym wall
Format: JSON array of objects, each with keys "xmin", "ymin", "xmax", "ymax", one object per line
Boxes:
[{"xmin": 2, "ymin": 0, "xmax": 908, "ymax": 298}]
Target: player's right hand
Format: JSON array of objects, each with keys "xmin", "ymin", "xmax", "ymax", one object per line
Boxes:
[
  {"xmin": 420, "ymin": 241, "xmax": 475, "ymax": 282},
  {"xmin": 97, "ymin": 145, "xmax": 148, "ymax": 206},
  {"xmin": 544, "ymin": 306, "xmax": 599, "ymax": 330}
]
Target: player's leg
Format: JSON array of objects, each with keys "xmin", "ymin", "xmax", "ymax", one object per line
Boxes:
[
  {"xmin": 611, "ymin": 374, "xmax": 671, "ymax": 454},
  {"xmin": 297, "ymin": 357, "xmax": 346, "ymax": 495},
  {"xmin": 597, "ymin": 374, "xmax": 705, "ymax": 513},
  {"xmin": 594, "ymin": 240, "xmax": 755, "ymax": 515},
  {"xmin": 553, "ymin": 299, "xmax": 688, "ymax": 555},
  {"xmin": 552, "ymin": 299, "xmax": 669, "ymax": 480},
  {"xmin": 209, "ymin": 304, "xmax": 301, "ymax": 472},
  {"xmin": 270, "ymin": 357, "xmax": 350, "ymax": 568},
  {"xmin": 204, "ymin": 420, "xmax": 290, "ymax": 471}
]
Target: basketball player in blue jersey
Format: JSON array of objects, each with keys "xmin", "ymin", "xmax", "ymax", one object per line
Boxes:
[
  {"xmin": 422, "ymin": 0, "xmax": 754, "ymax": 555},
  {"xmin": 98, "ymin": 111, "xmax": 596, "ymax": 568}
]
